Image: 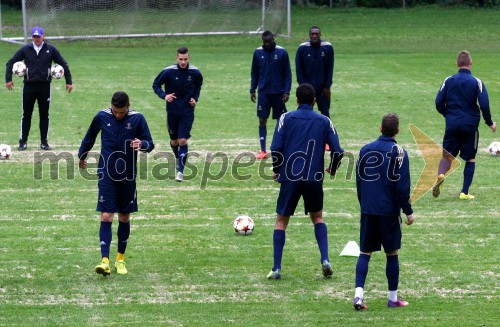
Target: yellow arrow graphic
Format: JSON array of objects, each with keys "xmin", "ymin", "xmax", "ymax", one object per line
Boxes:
[{"xmin": 409, "ymin": 124, "xmax": 461, "ymax": 203}]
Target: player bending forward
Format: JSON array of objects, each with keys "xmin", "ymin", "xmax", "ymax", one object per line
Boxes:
[{"xmin": 78, "ymin": 91, "xmax": 155, "ymax": 276}]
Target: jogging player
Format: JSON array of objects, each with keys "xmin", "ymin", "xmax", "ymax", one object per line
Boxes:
[
  {"xmin": 152, "ymin": 47, "xmax": 203, "ymax": 182},
  {"xmin": 433, "ymin": 50, "xmax": 496, "ymax": 200}
]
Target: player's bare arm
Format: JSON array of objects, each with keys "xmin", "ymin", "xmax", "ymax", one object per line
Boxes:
[
  {"xmin": 490, "ymin": 122, "xmax": 496, "ymax": 133},
  {"xmin": 6, "ymin": 81, "xmax": 13, "ymax": 90},
  {"xmin": 189, "ymin": 98, "xmax": 197, "ymax": 107}
]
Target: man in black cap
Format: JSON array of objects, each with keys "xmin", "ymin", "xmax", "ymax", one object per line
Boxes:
[{"xmin": 5, "ymin": 26, "xmax": 73, "ymax": 151}]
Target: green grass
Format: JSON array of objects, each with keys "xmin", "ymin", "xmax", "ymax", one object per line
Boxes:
[{"xmin": 0, "ymin": 6, "xmax": 499, "ymax": 326}]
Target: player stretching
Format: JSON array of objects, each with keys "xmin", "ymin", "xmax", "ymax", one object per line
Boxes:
[
  {"xmin": 433, "ymin": 50, "xmax": 496, "ymax": 199},
  {"xmin": 153, "ymin": 47, "xmax": 203, "ymax": 182},
  {"xmin": 78, "ymin": 91, "xmax": 155, "ymax": 276},
  {"xmin": 354, "ymin": 113, "xmax": 414, "ymax": 310}
]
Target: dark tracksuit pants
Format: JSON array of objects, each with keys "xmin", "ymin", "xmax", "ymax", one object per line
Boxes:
[{"xmin": 21, "ymin": 81, "xmax": 51, "ymax": 143}]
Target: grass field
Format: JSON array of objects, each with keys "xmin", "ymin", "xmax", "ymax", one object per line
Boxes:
[{"xmin": 0, "ymin": 6, "xmax": 499, "ymax": 326}]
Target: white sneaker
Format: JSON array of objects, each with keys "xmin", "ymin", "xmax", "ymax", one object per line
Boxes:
[{"xmin": 175, "ymin": 171, "xmax": 184, "ymax": 182}]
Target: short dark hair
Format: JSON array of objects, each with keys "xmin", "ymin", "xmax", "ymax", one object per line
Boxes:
[
  {"xmin": 296, "ymin": 83, "xmax": 315, "ymax": 105},
  {"xmin": 262, "ymin": 30, "xmax": 274, "ymax": 39},
  {"xmin": 111, "ymin": 91, "xmax": 130, "ymax": 108},
  {"xmin": 177, "ymin": 47, "xmax": 189, "ymax": 55},
  {"xmin": 309, "ymin": 26, "xmax": 320, "ymax": 33},
  {"xmin": 381, "ymin": 113, "xmax": 399, "ymax": 137}
]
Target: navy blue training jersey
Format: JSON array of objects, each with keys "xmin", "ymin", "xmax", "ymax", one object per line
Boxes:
[
  {"xmin": 356, "ymin": 135, "xmax": 413, "ymax": 217},
  {"xmin": 78, "ymin": 108, "xmax": 155, "ymax": 180},
  {"xmin": 152, "ymin": 63, "xmax": 203, "ymax": 115},
  {"xmin": 250, "ymin": 45, "xmax": 292, "ymax": 95},
  {"xmin": 435, "ymin": 68, "xmax": 492, "ymax": 131},
  {"xmin": 295, "ymin": 40, "xmax": 334, "ymax": 92},
  {"xmin": 270, "ymin": 104, "xmax": 343, "ymax": 182}
]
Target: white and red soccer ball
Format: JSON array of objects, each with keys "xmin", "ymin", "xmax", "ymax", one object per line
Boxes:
[
  {"xmin": 488, "ymin": 141, "xmax": 500, "ymax": 157},
  {"xmin": 233, "ymin": 215, "xmax": 254, "ymax": 235},
  {"xmin": 0, "ymin": 144, "xmax": 12, "ymax": 159},
  {"xmin": 51, "ymin": 64, "xmax": 64, "ymax": 79},
  {"xmin": 12, "ymin": 61, "xmax": 26, "ymax": 77}
]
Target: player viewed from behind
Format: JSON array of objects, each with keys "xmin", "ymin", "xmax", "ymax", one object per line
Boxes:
[
  {"xmin": 78, "ymin": 91, "xmax": 155, "ymax": 276},
  {"xmin": 152, "ymin": 47, "xmax": 203, "ymax": 182},
  {"xmin": 5, "ymin": 26, "xmax": 73, "ymax": 151},
  {"xmin": 250, "ymin": 30, "xmax": 292, "ymax": 159},
  {"xmin": 295, "ymin": 26, "xmax": 334, "ymax": 119},
  {"xmin": 267, "ymin": 83, "xmax": 344, "ymax": 280},
  {"xmin": 433, "ymin": 50, "xmax": 496, "ymax": 200},
  {"xmin": 353, "ymin": 113, "xmax": 414, "ymax": 311}
]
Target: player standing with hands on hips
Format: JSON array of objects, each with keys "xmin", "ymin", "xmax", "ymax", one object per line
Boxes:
[
  {"xmin": 267, "ymin": 83, "xmax": 344, "ymax": 280},
  {"xmin": 353, "ymin": 113, "xmax": 414, "ymax": 310},
  {"xmin": 78, "ymin": 91, "xmax": 155, "ymax": 276},
  {"xmin": 250, "ymin": 31, "xmax": 292, "ymax": 159},
  {"xmin": 153, "ymin": 47, "xmax": 203, "ymax": 182},
  {"xmin": 433, "ymin": 50, "xmax": 496, "ymax": 200},
  {"xmin": 5, "ymin": 26, "xmax": 73, "ymax": 151}
]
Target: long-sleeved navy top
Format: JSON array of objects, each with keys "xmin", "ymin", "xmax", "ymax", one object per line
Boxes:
[
  {"xmin": 356, "ymin": 135, "xmax": 413, "ymax": 217},
  {"xmin": 435, "ymin": 68, "xmax": 492, "ymax": 131},
  {"xmin": 295, "ymin": 40, "xmax": 334, "ymax": 92},
  {"xmin": 271, "ymin": 104, "xmax": 343, "ymax": 183},
  {"xmin": 78, "ymin": 108, "xmax": 154, "ymax": 180},
  {"xmin": 250, "ymin": 45, "xmax": 292, "ymax": 95},
  {"xmin": 152, "ymin": 63, "xmax": 203, "ymax": 115}
]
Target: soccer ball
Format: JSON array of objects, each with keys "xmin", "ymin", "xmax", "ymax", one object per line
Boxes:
[
  {"xmin": 0, "ymin": 144, "xmax": 12, "ymax": 159},
  {"xmin": 233, "ymin": 215, "xmax": 254, "ymax": 235},
  {"xmin": 12, "ymin": 61, "xmax": 26, "ymax": 77},
  {"xmin": 488, "ymin": 141, "xmax": 500, "ymax": 157},
  {"xmin": 51, "ymin": 64, "xmax": 64, "ymax": 79}
]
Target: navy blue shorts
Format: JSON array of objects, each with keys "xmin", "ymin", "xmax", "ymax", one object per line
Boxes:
[
  {"xmin": 97, "ymin": 177, "xmax": 138, "ymax": 214},
  {"xmin": 359, "ymin": 214, "xmax": 402, "ymax": 253},
  {"xmin": 257, "ymin": 94, "xmax": 287, "ymax": 120},
  {"xmin": 443, "ymin": 129, "xmax": 478, "ymax": 161},
  {"xmin": 276, "ymin": 181, "xmax": 323, "ymax": 216},
  {"xmin": 167, "ymin": 111, "xmax": 194, "ymax": 140}
]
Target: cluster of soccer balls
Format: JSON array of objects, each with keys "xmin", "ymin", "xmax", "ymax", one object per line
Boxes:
[
  {"xmin": 0, "ymin": 144, "xmax": 12, "ymax": 160},
  {"xmin": 488, "ymin": 141, "xmax": 500, "ymax": 157},
  {"xmin": 12, "ymin": 61, "xmax": 64, "ymax": 79},
  {"xmin": 233, "ymin": 215, "xmax": 254, "ymax": 235}
]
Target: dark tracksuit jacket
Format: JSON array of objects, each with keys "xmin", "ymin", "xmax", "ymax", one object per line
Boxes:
[
  {"xmin": 78, "ymin": 108, "xmax": 155, "ymax": 181},
  {"xmin": 5, "ymin": 42, "xmax": 72, "ymax": 143},
  {"xmin": 356, "ymin": 135, "xmax": 413, "ymax": 217},
  {"xmin": 270, "ymin": 104, "xmax": 343, "ymax": 183},
  {"xmin": 435, "ymin": 68, "xmax": 493, "ymax": 132},
  {"xmin": 250, "ymin": 45, "xmax": 292, "ymax": 95},
  {"xmin": 295, "ymin": 40, "xmax": 334, "ymax": 92}
]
